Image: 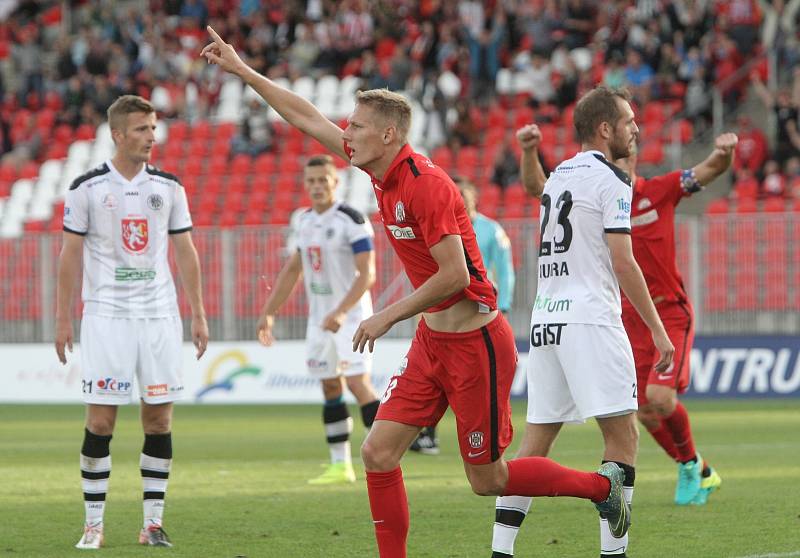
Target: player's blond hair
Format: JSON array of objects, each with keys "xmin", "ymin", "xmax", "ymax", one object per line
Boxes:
[
  {"xmin": 573, "ymin": 86, "xmax": 632, "ymax": 144},
  {"xmin": 355, "ymin": 89, "xmax": 412, "ymax": 144},
  {"xmin": 107, "ymin": 95, "xmax": 155, "ymax": 132}
]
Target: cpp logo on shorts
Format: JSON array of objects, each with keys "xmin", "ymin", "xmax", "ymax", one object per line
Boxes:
[
  {"xmin": 307, "ymin": 358, "xmax": 328, "ymax": 372},
  {"xmin": 96, "ymin": 377, "xmax": 132, "ymax": 393},
  {"xmin": 468, "ymin": 431, "xmax": 484, "ymax": 449}
]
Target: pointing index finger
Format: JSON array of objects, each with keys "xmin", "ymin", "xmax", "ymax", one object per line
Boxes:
[{"xmin": 207, "ymin": 25, "xmax": 224, "ymax": 45}]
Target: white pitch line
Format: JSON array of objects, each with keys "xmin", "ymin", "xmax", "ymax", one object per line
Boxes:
[{"xmin": 730, "ymin": 551, "xmax": 800, "ymax": 558}]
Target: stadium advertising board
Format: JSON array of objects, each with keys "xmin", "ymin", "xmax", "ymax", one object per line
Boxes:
[{"xmin": 2, "ymin": 336, "xmax": 799, "ymax": 402}]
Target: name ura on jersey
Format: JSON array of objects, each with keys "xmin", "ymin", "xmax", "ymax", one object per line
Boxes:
[{"xmin": 539, "ymin": 260, "xmax": 569, "ymax": 279}]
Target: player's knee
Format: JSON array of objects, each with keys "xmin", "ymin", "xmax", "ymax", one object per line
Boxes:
[
  {"xmin": 344, "ymin": 376, "xmax": 367, "ymax": 397},
  {"xmin": 86, "ymin": 418, "xmax": 114, "ymax": 437},
  {"xmin": 467, "ymin": 472, "xmax": 504, "ymax": 496},
  {"xmin": 637, "ymin": 407, "xmax": 661, "ymax": 431},
  {"xmin": 360, "ymin": 439, "xmax": 399, "ymax": 472},
  {"xmin": 646, "ymin": 391, "xmax": 677, "ymax": 417},
  {"xmin": 321, "ymin": 379, "xmax": 343, "ymax": 400}
]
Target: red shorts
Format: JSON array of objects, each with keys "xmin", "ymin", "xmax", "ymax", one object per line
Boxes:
[
  {"xmin": 375, "ymin": 313, "xmax": 517, "ymax": 465},
  {"xmin": 622, "ymin": 300, "xmax": 694, "ymax": 405}
]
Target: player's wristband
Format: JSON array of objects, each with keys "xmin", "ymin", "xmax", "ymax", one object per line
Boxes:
[{"xmin": 681, "ymin": 168, "xmax": 703, "ymax": 194}]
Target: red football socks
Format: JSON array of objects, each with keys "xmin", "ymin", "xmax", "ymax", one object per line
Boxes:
[
  {"xmin": 366, "ymin": 467, "xmax": 409, "ymax": 558},
  {"xmin": 504, "ymin": 457, "xmax": 611, "ymax": 503},
  {"xmin": 664, "ymin": 401, "xmax": 697, "ymax": 462},
  {"xmin": 647, "ymin": 421, "xmax": 681, "ymax": 461}
]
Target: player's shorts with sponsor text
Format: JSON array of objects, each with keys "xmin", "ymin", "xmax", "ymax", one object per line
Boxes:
[
  {"xmin": 375, "ymin": 313, "xmax": 517, "ymax": 465},
  {"xmin": 622, "ymin": 300, "xmax": 694, "ymax": 405},
  {"xmin": 526, "ymin": 322, "xmax": 637, "ymax": 424},
  {"xmin": 80, "ymin": 314, "xmax": 185, "ymax": 404},
  {"xmin": 305, "ymin": 321, "xmax": 372, "ymax": 379}
]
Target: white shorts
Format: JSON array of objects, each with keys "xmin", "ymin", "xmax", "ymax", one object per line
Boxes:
[
  {"xmin": 80, "ymin": 315, "xmax": 185, "ymax": 405},
  {"xmin": 526, "ymin": 323, "xmax": 637, "ymax": 424},
  {"xmin": 306, "ymin": 321, "xmax": 372, "ymax": 379}
]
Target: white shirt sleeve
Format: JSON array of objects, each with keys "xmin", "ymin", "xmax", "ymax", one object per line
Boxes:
[
  {"xmin": 599, "ymin": 174, "xmax": 632, "ymax": 233},
  {"xmin": 168, "ymin": 184, "xmax": 193, "ymax": 233},
  {"xmin": 63, "ymin": 185, "xmax": 89, "ymax": 234},
  {"xmin": 346, "ymin": 216, "xmax": 374, "ymax": 248}
]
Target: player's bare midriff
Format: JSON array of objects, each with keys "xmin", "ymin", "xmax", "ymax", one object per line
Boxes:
[{"xmin": 421, "ymin": 298, "xmax": 498, "ymax": 333}]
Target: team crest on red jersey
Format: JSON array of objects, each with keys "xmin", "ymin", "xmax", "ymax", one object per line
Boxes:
[
  {"xmin": 308, "ymin": 246, "xmax": 323, "ymax": 271},
  {"xmin": 395, "ymin": 202, "xmax": 405, "ymax": 222},
  {"xmin": 122, "ymin": 218, "xmax": 149, "ymax": 253}
]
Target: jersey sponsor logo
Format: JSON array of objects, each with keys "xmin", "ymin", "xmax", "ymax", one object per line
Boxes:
[
  {"xmin": 395, "ymin": 202, "xmax": 406, "ymax": 223},
  {"xmin": 308, "ymin": 246, "xmax": 323, "ymax": 271},
  {"xmin": 310, "ymin": 282, "xmax": 333, "ymax": 295},
  {"xmin": 539, "ymin": 260, "xmax": 569, "ymax": 279},
  {"xmin": 631, "ymin": 209, "xmax": 659, "ymax": 227},
  {"xmin": 530, "ymin": 323, "xmax": 566, "ymax": 347},
  {"xmin": 147, "ymin": 193, "xmax": 164, "ymax": 210},
  {"xmin": 468, "ymin": 431, "xmax": 484, "ymax": 449},
  {"xmin": 146, "ymin": 383, "xmax": 168, "ymax": 397},
  {"xmin": 617, "ymin": 198, "xmax": 631, "ymax": 213},
  {"xmin": 96, "ymin": 377, "xmax": 132, "ymax": 393},
  {"xmin": 387, "ymin": 224, "xmax": 416, "ymax": 239},
  {"xmin": 115, "ymin": 267, "xmax": 156, "ymax": 281},
  {"xmin": 533, "ymin": 295, "xmax": 572, "ymax": 313},
  {"xmin": 122, "ymin": 218, "xmax": 149, "ymax": 253},
  {"xmin": 101, "ymin": 193, "xmax": 118, "ymax": 211}
]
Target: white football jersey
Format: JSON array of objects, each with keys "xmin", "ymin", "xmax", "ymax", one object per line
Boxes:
[
  {"xmin": 291, "ymin": 201, "xmax": 374, "ymax": 325},
  {"xmin": 531, "ymin": 150, "xmax": 632, "ymax": 327},
  {"xmin": 63, "ymin": 160, "xmax": 193, "ymax": 318}
]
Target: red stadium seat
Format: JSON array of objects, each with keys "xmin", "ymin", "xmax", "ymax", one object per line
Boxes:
[
  {"xmin": 763, "ymin": 197, "xmax": 787, "ymax": 213},
  {"xmin": 736, "ymin": 198, "xmax": 758, "ymax": 214},
  {"xmin": 705, "ymin": 198, "xmax": 729, "ymax": 214},
  {"xmin": 638, "ymin": 140, "xmax": 664, "ymax": 165}
]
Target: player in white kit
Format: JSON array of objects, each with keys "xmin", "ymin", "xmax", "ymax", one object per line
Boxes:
[
  {"xmin": 490, "ymin": 87, "xmax": 674, "ymax": 558},
  {"xmin": 257, "ymin": 155, "xmax": 381, "ymax": 485},
  {"xmin": 56, "ymin": 95, "xmax": 208, "ymax": 550}
]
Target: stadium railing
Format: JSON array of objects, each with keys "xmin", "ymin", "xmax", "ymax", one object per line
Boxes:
[{"xmin": 0, "ymin": 214, "xmax": 798, "ymax": 343}]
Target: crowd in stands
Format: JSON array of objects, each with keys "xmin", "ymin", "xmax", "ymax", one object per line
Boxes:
[{"xmin": 1, "ymin": 0, "xmax": 799, "ymax": 207}]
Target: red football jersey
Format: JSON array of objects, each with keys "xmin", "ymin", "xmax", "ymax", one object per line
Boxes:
[
  {"xmin": 346, "ymin": 143, "xmax": 497, "ymax": 313},
  {"xmin": 622, "ymin": 170, "xmax": 690, "ymax": 309}
]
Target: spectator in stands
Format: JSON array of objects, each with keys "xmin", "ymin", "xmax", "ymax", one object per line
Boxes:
[
  {"xmin": 231, "ymin": 97, "xmax": 273, "ymax": 157},
  {"xmin": 521, "ymin": 48, "xmax": 555, "ymax": 105},
  {"xmin": 464, "ymin": 7, "xmax": 506, "ymax": 102},
  {"xmin": 761, "ymin": 160, "xmax": 787, "ymax": 197},
  {"xmin": 734, "ymin": 115, "xmax": 769, "ymax": 175},
  {"xmin": 12, "ymin": 25, "xmax": 44, "ymax": 104},
  {"xmin": 563, "ymin": 0, "xmax": 595, "ymax": 50},
  {"xmin": 449, "ymin": 99, "xmax": 479, "ymax": 147},
  {"xmin": 603, "ymin": 51, "xmax": 626, "ymax": 90},
  {"xmin": 723, "ymin": 0, "xmax": 762, "ymax": 56},
  {"xmin": 624, "ymin": 48, "xmax": 654, "ymax": 104},
  {"xmin": 491, "ymin": 137, "xmax": 521, "ymax": 189},
  {"xmin": 684, "ymin": 66, "xmax": 712, "ymax": 128},
  {"xmin": 751, "ymin": 73, "xmax": 800, "ymax": 164}
]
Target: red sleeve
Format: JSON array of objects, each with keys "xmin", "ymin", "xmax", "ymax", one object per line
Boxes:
[{"xmin": 408, "ymin": 176, "xmax": 463, "ymax": 248}]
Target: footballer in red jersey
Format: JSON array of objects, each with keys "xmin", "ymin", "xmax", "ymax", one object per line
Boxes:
[
  {"xmin": 203, "ymin": 28, "xmax": 630, "ymax": 558},
  {"xmin": 615, "ymin": 132, "xmax": 737, "ymax": 506}
]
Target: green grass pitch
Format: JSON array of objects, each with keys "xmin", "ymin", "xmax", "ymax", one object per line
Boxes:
[{"xmin": 2, "ymin": 400, "xmax": 799, "ymax": 557}]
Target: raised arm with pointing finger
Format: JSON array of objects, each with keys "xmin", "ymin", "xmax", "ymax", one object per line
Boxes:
[{"xmin": 202, "ymin": 26, "xmax": 348, "ymax": 161}]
